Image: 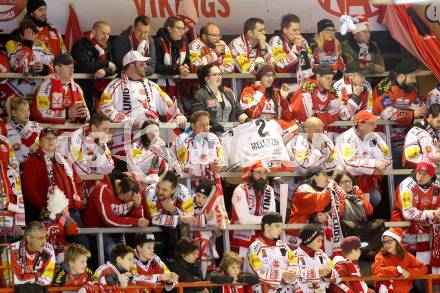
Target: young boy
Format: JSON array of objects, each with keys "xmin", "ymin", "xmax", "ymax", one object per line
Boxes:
[
  {"xmin": 331, "ymin": 236, "xmax": 372, "ymax": 293},
  {"xmin": 134, "ymin": 233, "xmax": 179, "ymax": 290},
  {"xmin": 92, "ymin": 244, "xmax": 155, "ymax": 290},
  {"xmin": 209, "ymin": 251, "xmax": 259, "ymax": 293},
  {"xmin": 53, "ymin": 243, "xmax": 94, "ymax": 286},
  {"xmin": 192, "ymin": 179, "xmax": 229, "ymax": 277}
]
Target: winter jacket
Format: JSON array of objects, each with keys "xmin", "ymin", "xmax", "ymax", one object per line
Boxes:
[
  {"xmin": 168, "ymin": 257, "xmax": 205, "ymax": 293},
  {"xmin": 154, "ymin": 28, "xmax": 190, "ymax": 76}
]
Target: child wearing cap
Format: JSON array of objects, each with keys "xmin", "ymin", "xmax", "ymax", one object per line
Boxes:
[
  {"xmin": 134, "ymin": 233, "xmax": 178, "ymax": 291},
  {"xmin": 192, "ymin": 179, "xmax": 229, "ymax": 277},
  {"xmin": 294, "ymin": 225, "xmax": 351, "ymax": 292},
  {"xmin": 52, "ymin": 243, "xmax": 93, "ymax": 287},
  {"xmin": 42, "ymin": 186, "xmax": 79, "ymax": 264},
  {"xmin": 372, "ymin": 228, "xmax": 427, "ymax": 293},
  {"xmin": 209, "ymin": 251, "xmax": 259, "ymax": 293},
  {"xmin": 330, "ymin": 236, "xmax": 371, "ymax": 293}
]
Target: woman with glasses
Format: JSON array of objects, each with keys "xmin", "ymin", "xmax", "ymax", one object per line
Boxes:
[
  {"xmin": 312, "ymin": 19, "xmax": 345, "ymax": 76},
  {"xmin": 193, "ymin": 64, "xmax": 249, "ymax": 133},
  {"xmin": 240, "ymin": 63, "xmax": 289, "ymax": 120},
  {"xmin": 372, "ymin": 228, "xmax": 427, "ymax": 293},
  {"xmin": 287, "ymin": 166, "xmax": 345, "ymax": 256}
]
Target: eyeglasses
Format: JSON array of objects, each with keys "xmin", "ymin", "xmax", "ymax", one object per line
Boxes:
[
  {"xmin": 339, "ymin": 180, "xmax": 352, "ymax": 185},
  {"xmin": 323, "ymin": 28, "xmax": 336, "ymax": 33},
  {"xmin": 382, "ymin": 240, "xmax": 394, "ymax": 245},
  {"xmin": 173, "ymin": 26, "xmax": 185, "ymax": 32},
  {"xmin": 207, "ymin": 72, "xmax": 223, "ymax": 77},
  {"xmin": 206, "ymin": 33, "xmax": 222, "ymax": 38}
]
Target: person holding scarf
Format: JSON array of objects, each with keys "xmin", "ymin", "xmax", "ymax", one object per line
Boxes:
[
  {"xmin": 100, "ymin": 50, "xmax": 186, "ymax": 157},
  {"xmin": 189, "ymin": 23, "xmax": 234, "ymax": 73},
  {"xmin": 295, "ymin": 226, "xmax": 352, "ymax": 293},
  {"xmin": 372, "ymin": 228, "xmax": 427, "ymax": 293},
  {"xmin": 32, "ymin": 53, "xmax": 90, "ymax": 124},
  {"xmin": 71, "ymin": 20, "xmax": 116, "ymax": 112},
  {"xmin": 154, "ymin": 16, "xmax": 190, "ymax": 104},
  {"xmin": 403, "ymin": 103, "xmax": 440, "ymax": 167},
  {"xmin": 287, "ymin": 166, "xmax": 345, "ymax": 257},
  {"xmin": 229, "ymin": 18, "xmax": 271, "ymax": 73},
  {"xmin": 311, "ymin": 19, "xmax": 345, "ymax": 76},
  {"xmin": 114, "ymin": 15, "xmax": 156, "ymax": 76},
  {"xmin": 23, "ymin": 0, "xmax": 66, "ymax": 68},
  {"xmin": 6, "ymin": 95, "xmax": 41, "ymax": 165},
  {"xmin": 21, "ymin": 127, "xmax": 84, "ymax": 224},
  {"xmin": 230, "ymin": 160, "xmax": 276, "ymax": 272},
  {"xmin": 392, "ymin": 158, "xmax": 440, "ymax": 274},
  {"xmin": 342, "ymin": 16, "xmax": 385, "ymax": 75},
  {"xmin": 240, "ymin": 63, "xmax": 288, "ymax": 120}
]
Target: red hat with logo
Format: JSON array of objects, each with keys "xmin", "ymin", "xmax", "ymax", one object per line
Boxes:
[
  {"xmin": 354, "ymin": 110, "xmax": 379, "ymax": 123},
  {"xmin": 382, "ymin": 228, "xmax": 404, "ymax": 243},
  {"xmin": 242, "ymin": 160, "xmax": 268, "ymax": 180},
  {"xmin": 416, "ymin": 157, "xmax": 437, "ymax": 179}
]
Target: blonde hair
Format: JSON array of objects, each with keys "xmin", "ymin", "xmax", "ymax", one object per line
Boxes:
[
  {"xmin": 219, "ymin": 251, "xmax": 243, "ymax": 271},
  {"xmin": 6, "ymin": 95, "xmax": 28, "ymax": 121},
  {"xmin": 314, "ymin": 31, "xmax": 342, "ymax": 55},
  {"xmin": 64, "ymin": 243, "xmax": 91, "ymax": 265}
]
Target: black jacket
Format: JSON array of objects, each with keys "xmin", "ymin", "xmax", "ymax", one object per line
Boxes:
[
  {"xmin": 193, "ymin": 86, "xmax": 245, "ymax": 129},
  {"xmin": 71, "ymin": 37, "xmax": 115, "ymax": 111},
  {"xmin": 112, "ymin": 25, "xmax": 156, "ymax": 76},
  {"xmin": 168, "ymin": 257, "xmax": 205, "ymax": 293},
  {"xmin": 154, "ymin": 28, "xmax": 190, "ymax": 76},
  {"xmin": 209, "ymin": 270, "xmax": 259, "ymax": 293}
]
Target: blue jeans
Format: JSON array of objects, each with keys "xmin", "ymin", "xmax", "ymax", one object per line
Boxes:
[
  {"xmin": 369, "ymin": 187, "xmax": 382, "ymax": 208},
  {"xmin": 68, "ymin": 208, "xmax": 90, "ymax": 251}
]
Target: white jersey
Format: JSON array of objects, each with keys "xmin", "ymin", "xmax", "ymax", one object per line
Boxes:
[
  {"xmin": 229, "ymin": 35, "xmax": 271, "ymax": 73},
  {"xmin": 335, "ymin": 127, "xmax": 391, "ymax": 175},
  {"xmin": 189, "ymin": 38, "xmax": 234, "ymax": 73},
  {"xmin": 288, "ymin": 132, "xmax": 337, "ymax": 173},
  {"xmin": 403, "ymin": 120, "xmax": 440, "ymax": 166},
  {"xmin": 6, "ymin": 120, "xmax": 41, "ymax": 164},
  {"xmin": 248, "ymin": 237, "xmax": 301, "ymax": 293},
  {"xmin": 57, "ymin": 126, "xmax": 114, "ymax": 176}
]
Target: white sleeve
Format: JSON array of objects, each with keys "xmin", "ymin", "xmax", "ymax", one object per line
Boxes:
[{"xmin": 232, "ymin": 186, "xmax": 263, "ymax": 224}]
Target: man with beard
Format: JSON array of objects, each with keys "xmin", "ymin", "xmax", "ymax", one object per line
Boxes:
[
  {"xmin": 99, "ymin": 50, "xmax": 186, "ymax": 156},
  {"xmin": 403, "ymin": 104, "xmax": 440, "ymax": 167},
  {"xmin": 145, "ymin": 171, "xmax": 194, "ymax": 259},
  {"xmin": 189, "ymin": 23, "xmax": 234, "ymax": 73},
  {"xmin": 373, "ymin": 60, "xmax": 427, "ymax": 171},
  {"xmin": 71, "ymin": 21, "xmax": 116, "ymax": 112},
  {"xmin": 392, "ymin": 158, "xmax": 440, "ymax": 275},
  {"xmin": 24, "ymin": 0, "xmax": 66, "ymax": 68},
  {"xmin": 230, "ymin": 160, "xmax": 276, "ymax": 271}
]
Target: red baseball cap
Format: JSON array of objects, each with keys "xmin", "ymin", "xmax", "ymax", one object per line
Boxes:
[{"xmin": 354, "ymin": 110, "xmax": 379, "ymax": 123}]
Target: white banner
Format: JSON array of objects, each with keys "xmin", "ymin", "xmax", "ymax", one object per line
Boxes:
[{"xmin": 0, "ymin": 0, "xmax": 385, "ymax": 35}]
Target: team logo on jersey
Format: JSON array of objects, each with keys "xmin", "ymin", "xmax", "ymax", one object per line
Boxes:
[{"xmin": 0, "ymin": 0, "xmax": 26, "ymax": 22}]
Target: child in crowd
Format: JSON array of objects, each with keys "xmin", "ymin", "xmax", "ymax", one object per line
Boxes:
[
  {"xmin": 331, "ymin": 236, "xmax": 372, "ymax": 293},
  {"xmin": 192, "ymin": 179, "xmax": 229, "ymax": 277},
  {"xmin": 209, "ymin": 251, "xmax": 259, "ymax": 293},
  {"xmin": 134, "ymin": 233, "xmax": 179, "ymax": 290},
  {"xmin": 372, "ymin": 228, "xmax": 427, "ymax": 293},
  {"xmin": 53, "ymin": 243, "xmax": 94, "ymax": 287},
  {"xmin": 42, "ymin": 187, "xmax": 79, "ymax": 264}
]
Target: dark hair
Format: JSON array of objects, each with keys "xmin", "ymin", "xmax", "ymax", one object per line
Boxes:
[
  {"xmin": 197, "ymin": 64, "xmax": 218, "ymax": 87},
  {"xmin": 174, "ymin": 237, "xmax": 198, "ymax": 258},
  {"xmin": 281, "ymin": 14, "xmax": 300, "ymax": 29},
  {"xmin": 190, "ymin": 110, "xmax": 210, "ymax": 124},
  {"xmin": 89, "ymin": 113, "xmax": 110, "ymax": 128},
  {"xmin": 380, "ymin": 240, "xmax": 405, "ymax": 259},
  {"xmin": 161, "ymin": 171, "xmax": 177, "ymax": 189},
  {"xmin": 110, "ymin": 244, "xmax": 135, "ymax": 264},
  {"xmin": 18, "ymin": 18, "xmax": 38, "ymax": 35},
  {"xmin": 334, "ymin": 171, "xmax": 355, "ymax": 186},
  {"xmin": 119, "ymin": 176, "xmax": 140, "ymax": 194},
  {"xmin": 429, "ymin": 103, "xmax": 440, "ymax": 119},
  {"xmin": 139, "ymin": 119, "xmax": 159, "ymax": 148},
  {"xmin": 164, "ymin": 16, "xmax": 184, "ymax": 29},
  {"xmin": 244, "ymin": 18, "xmax": 264, "ymax": 34},
  {"xmin": 134, "ymin": 15, "xmax": 151, "ymax": 27}
]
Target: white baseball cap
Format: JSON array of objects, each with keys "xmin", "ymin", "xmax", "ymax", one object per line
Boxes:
[{"xmin": 122, "ymin": 50, "xmax": 150, "ymax": 67}]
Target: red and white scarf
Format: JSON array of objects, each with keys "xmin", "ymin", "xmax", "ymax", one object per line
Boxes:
[
  {"xmin": 88, "ymin": 32, "xmax": 107, "ymax": 61},
  {"xmin": 48, "ymin": 75, "xmax": 81, "ymax": 111},
  {"xmin": 160, "ymin": 38, "xmax": 187, "ymax": 66},
  {"xmin": 323, "ymin": 186, "xmax": 344, "ymax": 256}
]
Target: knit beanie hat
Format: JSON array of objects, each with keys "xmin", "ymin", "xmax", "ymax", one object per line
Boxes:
[
  {"xmin": 352, "ymin": 16, "xmax": 372, "ymax": 34},
  {"xmin": 416, "ymin": 157, "xmax": 436, "ymax": 179},
  {"xmin": 382, "ymin": 228, "xmax": 404, "ymax": 243},
  {"xmin": 255, "ymin": 63, "xmax": 276, "ymax": 81},
  {"xmin": 392, "ymin": 60, "xmax": 416, "ymax": 75},
  {"xmin": 195, "ymin": 179, "xmax": 216, "ymax": 196},
  {"xmin": 317, "ymin": 19, "xmax": 335, "ymax": 34},
  {"xmin": 46, "ymin": 187, "xmax": 69, "ymax": 220},
  {"xmin": 27, "ymin": 0, "xmax": 47, "ymax": 14},
  {"xmin": 299, "ymin": 226, "xmax": 323, "ymax": 245}
]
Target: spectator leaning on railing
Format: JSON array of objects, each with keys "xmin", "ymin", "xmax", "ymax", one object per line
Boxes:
[{"xmin": 71, "ymin": 20, "xmax": 116, "ymax": 112}]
